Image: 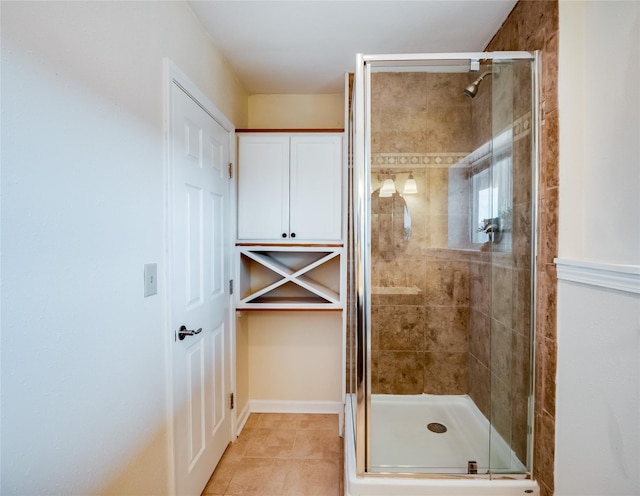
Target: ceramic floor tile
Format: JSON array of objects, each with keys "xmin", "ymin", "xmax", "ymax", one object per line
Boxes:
[
  {"xmin": 291, "ymin": 429, "xmax": 342, "ymax": 460},
  {"xmin": 256, "ymin": 413, "xmax": 301, "ymax": 429},
  {"xmin": 281, "ymin": 459, "xmax": 342, "ymax": 496},
  {"xmin": 298, "ymin": 413, "xmax": 339, "ymax": 431},
  {"xmin": 201, "ymin": 455, "xmax": 239, "ymax": 494},
  {"xmin": 224, "ymin": 458, "xmax": 289, "ymax": 496},
  {"xmin": 243, "ymin": 428, "xmax": 297, "ymax": 458},
  {"xmin": 201, "ymin": 413, "xmax": 342, "ymax": 496}
]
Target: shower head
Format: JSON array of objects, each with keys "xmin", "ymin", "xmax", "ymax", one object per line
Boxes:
[{"xmin": 464, "ymin": 71, "xmax": 494, "ymax": 98}]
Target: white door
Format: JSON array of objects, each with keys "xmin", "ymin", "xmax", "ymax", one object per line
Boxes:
[{"xmin": 170, "ymin": 82, "xmax": 232, "ymax": 496}]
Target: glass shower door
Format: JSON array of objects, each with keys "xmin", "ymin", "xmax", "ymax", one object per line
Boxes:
[
  {"xmin": 351, "ymin": 52, "xmax": 537, "ymax": 478},
  {"xmin": 487, "ymin": 57, "xmax": 536, "ymax": 475}
]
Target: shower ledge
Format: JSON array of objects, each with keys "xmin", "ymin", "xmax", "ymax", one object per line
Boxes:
[{"xmin": 372, "ymin": 286, "xmax": 422, "ymax": 295}]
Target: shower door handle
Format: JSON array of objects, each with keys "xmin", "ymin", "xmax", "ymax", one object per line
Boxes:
[{"xmin": 177, "ymin": 325, "xmax": 203, "ymax": 341}]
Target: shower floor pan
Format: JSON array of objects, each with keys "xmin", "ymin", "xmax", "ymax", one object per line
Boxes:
[
  {"xmin": 345, "ymin": 394, "xmax": 539, "ymax": 495},
  {"xmin": 371, "ymin": 394, "xmax": 526, "ymax": 473}
]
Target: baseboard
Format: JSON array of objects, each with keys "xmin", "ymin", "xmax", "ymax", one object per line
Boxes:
[
  {"xmin": 235, "ymin": 402, "xmax": 251, "ymax": 436},
  {"xmin": 249, "ymin": 399, "xmax": 343, "ymax": 414}
]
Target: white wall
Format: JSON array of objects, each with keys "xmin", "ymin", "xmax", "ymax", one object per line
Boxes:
[
  {"xmin": 558, "ymin": 0, "xmax": 640, "ymax": 264},
  {"xmin": 0, "ymin": 2, "xmax": 247, "ymax": 494},
  {"xmin": 556, "ymin": 2, "xmax": 640, "ymax": 495}
]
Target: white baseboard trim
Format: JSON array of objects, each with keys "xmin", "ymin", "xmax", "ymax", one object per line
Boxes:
[
  {"xmin": 555, "ymin": 258, "xmax": 640, "ymax": 294},
  {"xmin": 249, "ymin": 399, "xmax": 343, "ymax": 414},
  {"xmin": 235, "ymin": 403, "xmax": 251, "ymax": 436}
]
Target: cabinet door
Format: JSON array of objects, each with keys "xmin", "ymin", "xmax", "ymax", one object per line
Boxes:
[
  {"xmin": 289, "ymin": 135, "xmax": 342, "ymax": 242},
  {"xmin": 237, "ymin": 135, "xmax": 289, "ymax": 240}
]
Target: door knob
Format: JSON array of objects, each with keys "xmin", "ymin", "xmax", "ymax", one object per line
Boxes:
[{"xmin": 177, "ymin": 325, "xmax": 203, "ymax": 341}]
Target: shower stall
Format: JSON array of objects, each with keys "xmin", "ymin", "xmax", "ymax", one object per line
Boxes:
[{"xmin": 345, "ymin": 52, "xmax": 540, "ymax": 495}]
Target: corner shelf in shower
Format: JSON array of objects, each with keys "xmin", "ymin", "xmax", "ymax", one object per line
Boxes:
[{"xmin": 236, "ymin": 245, "xmax": 344, "ymax": 309}]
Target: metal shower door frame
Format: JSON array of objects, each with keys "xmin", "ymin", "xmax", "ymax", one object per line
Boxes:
[{"xmin": 352, "ymin": 50, "xmax": 539, "ymax": 477}]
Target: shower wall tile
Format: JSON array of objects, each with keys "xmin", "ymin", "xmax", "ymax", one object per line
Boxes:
[
  {"xmin": 513, "ymin": 134, "xmax": 533, "ymax": 205},
  {"xmin": 468, "ymin": 309, "xmax": 490, "ymax": 366},
  {"xmin": 424, "ymin": 259, "xmax": 470, "ymax": 306},
  {"xmin": 469, "ymin": 261, "xmax": 490, "ymax": 315},
  {"xmin": 487, "ymin": 0, "xmax": 559, "ymax": 492},
  {"xmin": 491, "ymin": 263, "xmax": 514, "ymax": 329},
  {"xmin": 377, "ymin": 305, "xmax": 425, "ymax": 352},
  {"xmin": 370, "ymin": 350, "xmax": 380, "ymax": 393},
  {"xmin": 533, "ymin": 411, "xmax": 556, "ymax": 496},
  {"xmin": 425, "ymin": 105, "xmax": 472, "ymax": 152},
  {"xmin": 426, "ymin": 73, "xmax": 473, "ymax": 106},
  {"xmin": 470, "ymin": 70, "xmax": 493, "ymax": 148},
  {"xmin": 370, "ymin": 306, "xmax": 382, "ymax": 351},
  {"xmin": 491, "ymin": 375, "xmax": 513, "ymax": 450},
  {"xmin": 542, "ymin": 32, "xmax": 559, "ymax": 115},
  {"xmin": 513, "ymin": 268, "xmax": 532, "ymax": 337},
  {"xmin": 536, "ymin": 262, "xmax": 557, "ymax": 342},
  {"xmin": 490, "ymin": 319, "xmax": 513, "ymax": 384},
  {"xmin": 425, "ymin": 306, "xmax": 469, "ymax": 353},
  {"xmin": 468, "ymin": 354, "xmax": 490, "ymax": 417},
  {"xmin": 424, "ymin": 352, "xmax": 467, "ymax": 395},
  {"xmin": 538, "ymin": 187, "xmax": 559, "ymax": 268},
  {"xmin": 377, "ymin": 351, "xmax": 424, "ymax": 395},
  {"xmin": 512, "ymin": 202, "xmax": 532, "ymax": 270},
  {"xmin": 511, "ymin": 391, "xmax": 530, "ymax": 465},
  {"xmin": 541, "ymin": 108, "xmax": 559, "ymax": 189},
  {"xmin": 375, "ymin": 73, "xmax": 428, "ymax": 109}
]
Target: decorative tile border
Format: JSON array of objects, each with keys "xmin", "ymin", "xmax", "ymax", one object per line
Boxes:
[
  {"xmin": 371, "ymin": 112, "xmax": 533, "ymax": 171},
  {"xmin": 371, "ymin": 152, "xmax": 468, "ymax": 170}
]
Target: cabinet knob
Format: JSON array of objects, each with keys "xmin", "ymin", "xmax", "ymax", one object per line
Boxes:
[
  {"xmin": 282, "ymin": 233, "xmax": 287, "ymax": 238},
  {"xmin": 290, "ymin": 233, "xmax": 296, "ymax": 238}
]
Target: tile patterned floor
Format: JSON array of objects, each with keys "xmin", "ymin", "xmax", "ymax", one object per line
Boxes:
[{"xmin": 202, "ymin": 413, "xmax": 344, "ymax": 496}]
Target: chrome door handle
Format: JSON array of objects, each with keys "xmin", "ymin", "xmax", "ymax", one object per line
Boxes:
[{"xmin": 178, "ymin": 325, "xmax": 203, "ymax": 341}]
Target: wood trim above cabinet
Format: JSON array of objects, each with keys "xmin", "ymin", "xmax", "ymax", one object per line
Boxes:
[
  {"xmin": 236, "ymin": 128, "xmax": 344, "ymax": 133},
  {"xmin": 236, "ymin": 243, "xmax": 344, "ymax": 248}
]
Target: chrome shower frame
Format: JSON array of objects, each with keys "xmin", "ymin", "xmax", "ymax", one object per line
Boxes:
[{"xmin": 351, "ymin": 51, "xmax": 541, "ymax": 478}]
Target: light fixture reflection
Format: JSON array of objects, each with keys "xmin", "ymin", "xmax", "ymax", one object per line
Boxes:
[
  {"xmin": 379, "ymin": 178, "xmax": 396, "ymax": 197},
  {"xmin": 403, "ymin": 173, "xmax": 418, "ymax": 194}
]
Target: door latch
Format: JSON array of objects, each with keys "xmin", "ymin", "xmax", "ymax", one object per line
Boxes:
[{"xmin": 177, "ymin": 325, "xmax": 202, "ymax": 341}]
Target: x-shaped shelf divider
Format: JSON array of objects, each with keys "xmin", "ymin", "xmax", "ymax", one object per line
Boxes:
[{"xmin": 239, "ymin": 249, "xmax": 340, "ymax": 304}]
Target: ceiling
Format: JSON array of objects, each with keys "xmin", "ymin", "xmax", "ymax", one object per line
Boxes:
[{"xmin": 187, "ymin": 1, "xmax": 518, "ymax": 95}]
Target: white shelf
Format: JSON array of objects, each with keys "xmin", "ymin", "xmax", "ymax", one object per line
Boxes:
[{"xmin": 236, "ymin": 246, "xmax": 343, "ymax": 309}]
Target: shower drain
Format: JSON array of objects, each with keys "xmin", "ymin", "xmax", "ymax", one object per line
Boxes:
[{"xmin": 427, "ymin": 422, "xmax": 447, "ymax": 433}]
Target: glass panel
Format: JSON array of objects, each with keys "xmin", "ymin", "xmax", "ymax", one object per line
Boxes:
[
  {"xmin": 361, "ymin": 55, "xmax": 535, "ymax": 477},
  {"xmin": 367, "ymin": 60, "xmax": 492, "ymax": 474},
  {"xmin": 488, "ymin": 58, "xmax": 534, "ymax": 475}
]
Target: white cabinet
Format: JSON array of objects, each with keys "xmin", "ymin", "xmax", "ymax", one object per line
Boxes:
[{"xmin": 237, "ymin": 133, "xmax": 343, "ymax": 243}]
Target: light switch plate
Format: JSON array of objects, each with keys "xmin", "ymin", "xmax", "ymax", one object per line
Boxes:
[{"xmin": 144, "ymin": 263, "xmax": 157, "ymax": 297}]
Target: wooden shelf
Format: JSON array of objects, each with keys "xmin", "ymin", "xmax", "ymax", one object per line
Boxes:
[{"xmin": 236, "ymin": 246, "xmax": 343, "ymax": 310}]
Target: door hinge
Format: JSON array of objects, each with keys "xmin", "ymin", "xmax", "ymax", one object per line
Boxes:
[
  {"xmin": 228, "ymin": 162, "xmax": 233, "ymax": 179},
  {"xmin": 230, "ymin": 393, "xmax": 235, "ymax": 410},
  {"xmin": 229, "ymin": 279, "xmax": 234, "ymax": 295}
]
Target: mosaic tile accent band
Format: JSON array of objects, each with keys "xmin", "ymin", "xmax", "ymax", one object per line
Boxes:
[
  {"xmin": 371, "ymin": 113, "xmax": 532, "ymax": 171},
  {"xmin": 371, "ymin": 152, "xmax": 468, "ymax": 170}
]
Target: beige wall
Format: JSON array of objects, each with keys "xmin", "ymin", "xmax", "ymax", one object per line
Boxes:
[
  {"xmin": 246, "ymin": 311, "xmax": 343, "ymax": 403},
  {"xmin": 248, "ymin": 94, "xmax": 344, "ymax": 128}
]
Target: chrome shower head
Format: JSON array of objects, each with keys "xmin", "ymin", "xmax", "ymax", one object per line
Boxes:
[{"xmin": 464, "ymin": 71, "xmax": 494, "ymax": 98}]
